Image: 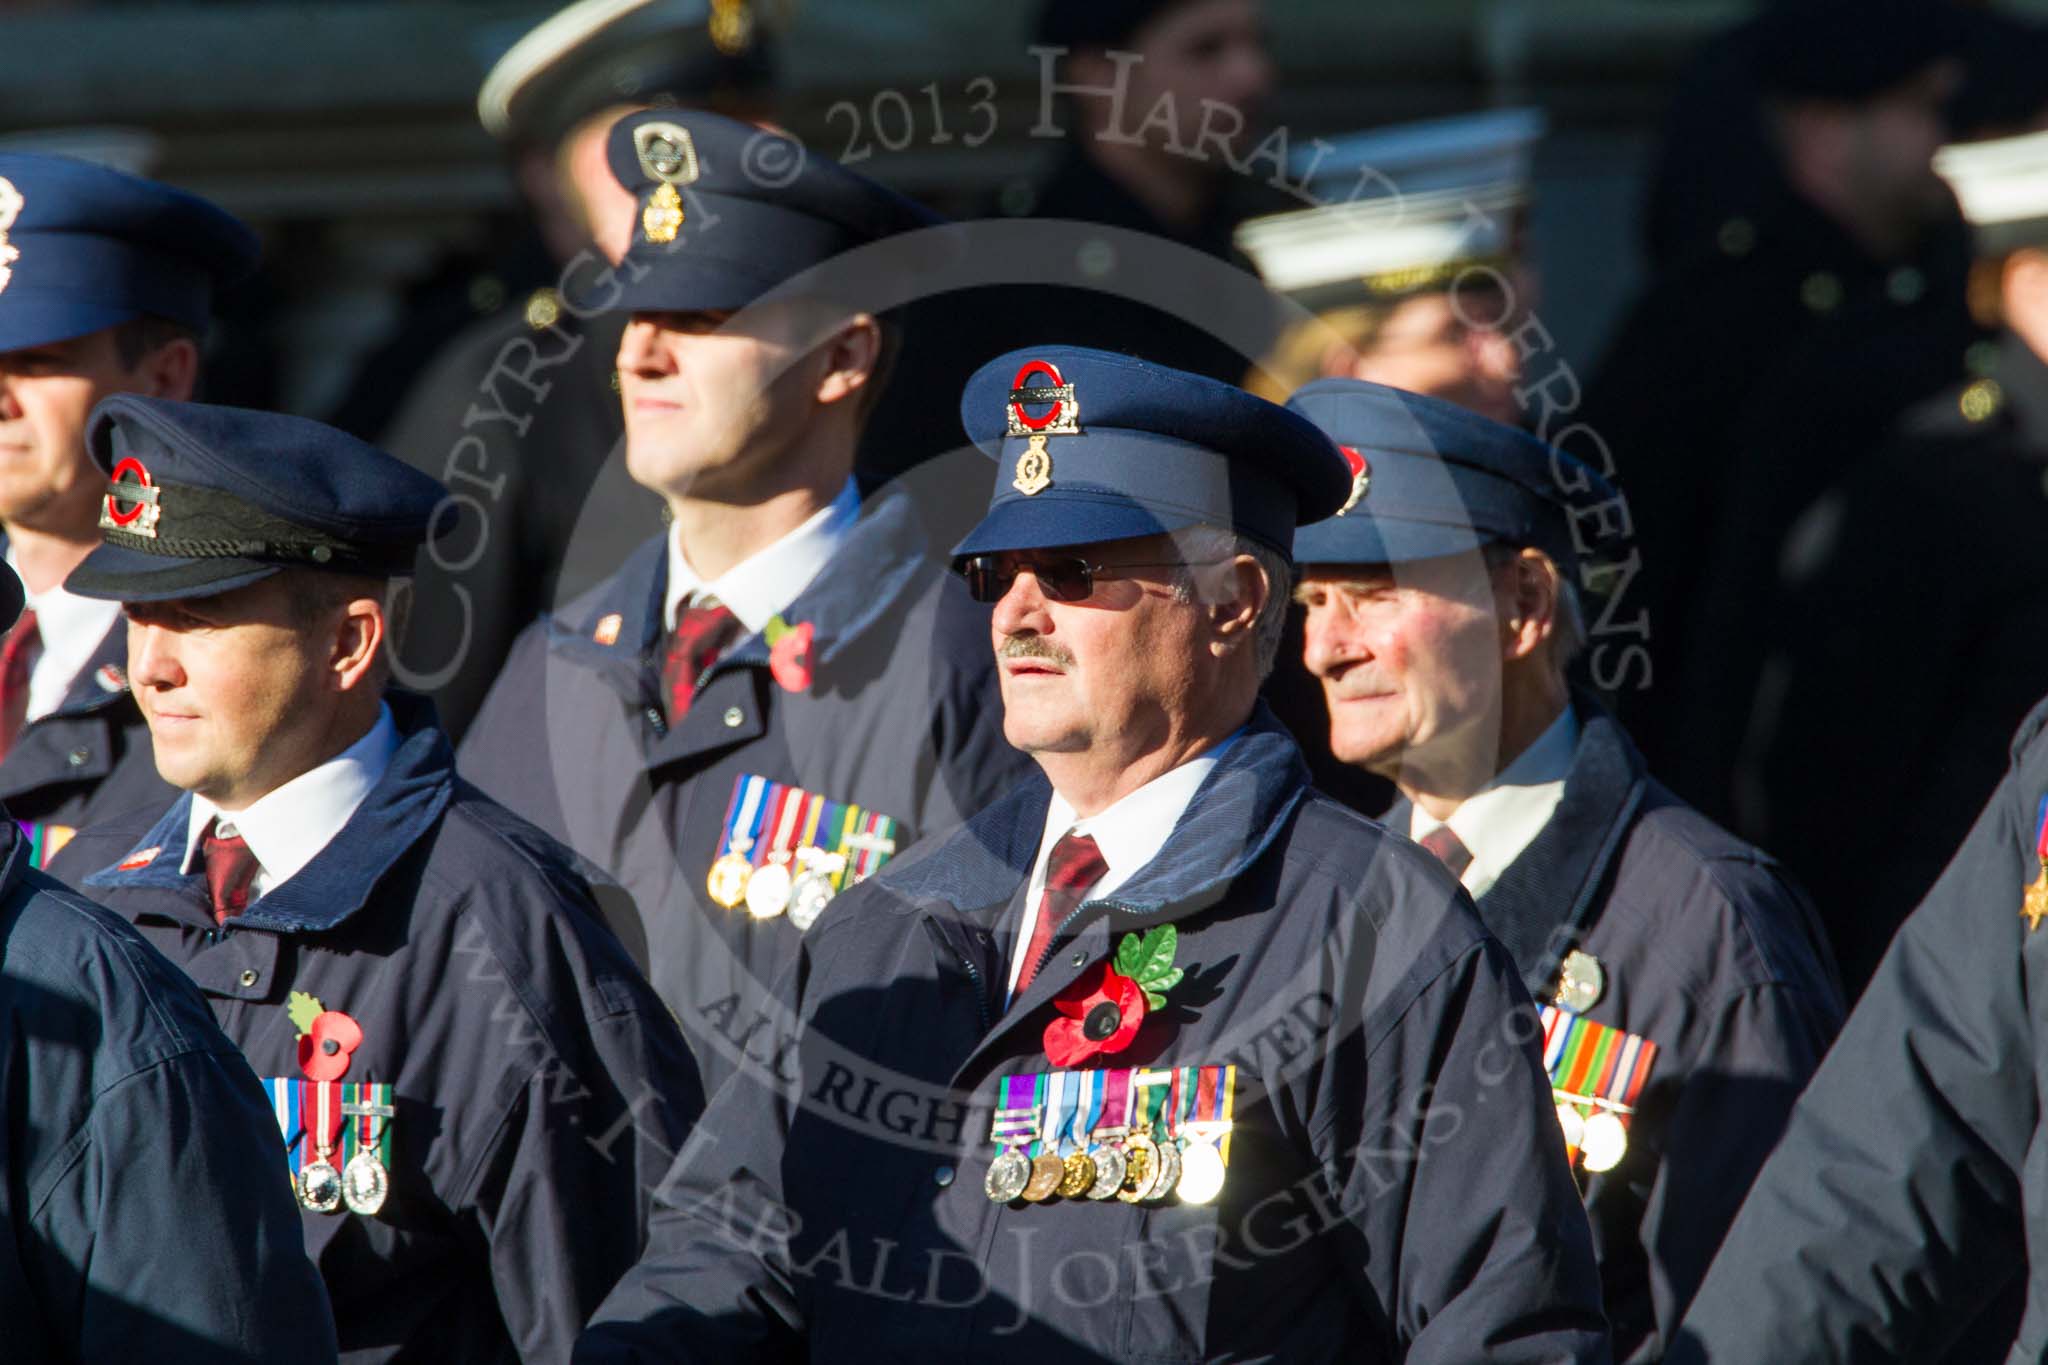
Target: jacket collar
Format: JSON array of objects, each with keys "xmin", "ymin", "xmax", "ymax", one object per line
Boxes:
[
  {"xmin": 49, "ymin": 617, "xmax": 133, "ymax": 717},
  {"xmin": 1388, "ymin": 689, "xmax": 1646, "ymax": 998},
  {"xmin": 887, "ymin": 703, "xmax": 1311, "ymax": 925},
  {"xmin": 83, "ymin": 694, "xmax": 455, "ymax": 935},
  {"xmin": 543, "ymin": 489, "xmax": 932, "ymax": 696}
]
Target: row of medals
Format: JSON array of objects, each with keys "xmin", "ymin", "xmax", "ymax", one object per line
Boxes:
[
  {"xmin": 707, "ymin": 843, "xmax": 846, "ymax": 931},
  {"xmin": 297, "ymin": 1142, "xmax": 389, "ymax": 1217},
  {"xmin": 984, "ymin": 1125, "xmax": 1227, "ymax": 1207}
]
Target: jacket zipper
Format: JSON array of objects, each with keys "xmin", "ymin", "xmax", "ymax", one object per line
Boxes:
[{"xmin": 1027, "ymin": 898, "xmax": 1137, "ymax": 986}]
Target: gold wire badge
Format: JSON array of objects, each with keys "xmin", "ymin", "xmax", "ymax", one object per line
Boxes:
[
  {"xmin": 1005, "ymin": 360, "xmax": 1081, "ymax": 497},
  {"xmin": 643, "ymin": 184, "xmax": 685, "ymax": 245},
  {"xmin": 635, "ymin": 121, "xmax": 699, "ymax": 247}
]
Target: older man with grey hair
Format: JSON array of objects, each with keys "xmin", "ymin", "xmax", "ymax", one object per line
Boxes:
[{"xmin": 1286, "ymin": 376, "xmax": 1845, "ymax": 1364}]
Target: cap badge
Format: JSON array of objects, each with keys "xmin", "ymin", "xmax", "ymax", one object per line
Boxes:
[
  {"xmin": 635, "ymin": 122, "xmax": 701, "ymax": 188},
  {"xmin": 1335, "ymin": 445, "xmax": 1371, "ymax": 516},
  {"xmin": 0, "ymin": 177, "xmax": 22, "ymax": 296},
  {"xmin": 1006, "ymin": 360, "xmax": 1080, "ymax": 497},
  {"xmin": 709, "ymin": 0, "xmax": 756, "ymax": 56},
  {"xmin": 643, "ymin": 184, "xmax": 686, "ymax": 246},
  {"xmin": 100, "ymin": 457, "xmax": 162, "ymax": 539}
]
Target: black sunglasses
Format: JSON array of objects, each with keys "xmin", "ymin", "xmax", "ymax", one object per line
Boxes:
[{"xmin": 955, "ymin": 553, "xmax": 1229, "ymax": 604}]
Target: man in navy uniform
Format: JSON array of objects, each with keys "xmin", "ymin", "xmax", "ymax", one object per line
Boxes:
[
  {"xmin": 1665, "ymin": 135, "xmax": 2048, "ymax": 1365},
  {"xmin": 0, "ymin": 557, "xmax": 338, "ymax": 1363},
  {"xmin": 574, "ymin": 346, "xmax": 1610, "ymax": 1363},
  {"xmin": 460, "ymin": 109, "xmax": 1024, "ymax": 1094},
  {"xmin": 0, "ymin": 153, "xmax": 256, "ymax": 867},
  {"xmin": 1284, "ymin": 378, "xmax": 1844, "ymax": 1361},
  {"xmin": 47, "ymin": 398, "xmax": 704, "ymax": 1363}
]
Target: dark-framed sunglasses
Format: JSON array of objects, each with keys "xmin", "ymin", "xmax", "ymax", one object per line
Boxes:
[{"xmin": 955, "ymin": 553, "xmax": 1230, "ymax": 604}]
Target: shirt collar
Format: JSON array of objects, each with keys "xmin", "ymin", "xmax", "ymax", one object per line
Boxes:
[
  {"xmin": 1037, "ymin": 731, "xmax": 1240, "ymax": 903},
  {"xmin": 182, "ymin": 704, "xmax": 403, "ymax": 894},
  {"xmin": 5, "ymin": 545, "xmax": 123, "ymax": 719},
  {"xmin": 663, "ymin": 478, "xmax": 860, "ymax": 635},
  {"xmin": 1412, "ymin": 705, "xmax": 1579, "ymax": 899}
]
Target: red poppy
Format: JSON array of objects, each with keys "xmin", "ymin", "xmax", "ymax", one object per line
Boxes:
[
  {"xmin": 298, "ymin": 1010, "xmax": 363, "ymax": 1083},
  {"xmin": 768, "ymin": 621, "xmax": 815, "ymax": 693},
  {"xmin": 1043, "ymin": 961, "xmax": 1147, "ymax": 1067}
]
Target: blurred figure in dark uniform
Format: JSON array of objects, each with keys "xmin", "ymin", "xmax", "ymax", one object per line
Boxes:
[
  {"xmin": 1747, "ymin": 123, "xmax": 2048, "ymax": 1002},
  {"xmin": 1580, "ymin": 0, "xmax": 1985, "ymax": 824},
  {"xmin": 369, "ymin": 0, "xmax": 778, "ymax": 741}
]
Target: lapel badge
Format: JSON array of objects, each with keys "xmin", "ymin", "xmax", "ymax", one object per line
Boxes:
[
  {"xmin": 99, "ymin": 456, "xmax": 162, "ymax": 539},
  {"xmin": 117, "ymin": 845, "xmax": 161, "ymax": 871},
  {"xmin": 0, "ymin": 177, "xmax": 21, "ymax": 296},
  {"xmin": 95, "ymin": 663, "xmax": 127, "ymax": 693},
  {"xmin": 2022, "ymin": 794, "xmax": 2048, "ymax": 931},
  {"xmin": 1006, "ymin": 359, "xmax": 1081, "ymax": 497},
  {"xmin": 1335, "ymin": 445, "xmax": 1371, "ymax": 516},
  {"xmin": 1554, "ymin": 948, "xmax": 1605, "ymax": 1012},
  {"xmin": 593, "ymin": 612, "xmax": 623, "ymax": 646}
]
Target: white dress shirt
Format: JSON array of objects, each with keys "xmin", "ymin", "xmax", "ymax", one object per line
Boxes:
[
  {"xmin": 1004, "ymin": 739, "xmax": 1235, "ymax": 1005},
  {"xmin": 181, "ymin": 704, "xmax": 402, "ymax": 899},
  {"xmin": 662, "ymin": 478, "xmax": 859, "ymax": 633},
  {"xmin": 4, "ymin": 547, "xmax": 123, "ymax": 723},
  {"xmin": 1410, "ymin": 706, "xmax": 1579, "ymax": 900}
]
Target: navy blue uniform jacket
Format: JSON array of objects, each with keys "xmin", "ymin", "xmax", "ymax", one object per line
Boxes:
[
  {"xmin": 575, "ymin": 710, "xmax": 1612, "ymax": 1364},
  {"xmin": 459, "ymin": 491, "xmax": 1026, "ymax": 1094},
  {"xmin": 0, "ymin": 819, "xmax": 336, "ymax": 1361},
  {"xmin": 1669, "ymin": 695, "xmax": 2048, "ymax": 1362},
  {"xmin": 1392, "ymin": 695, "xmax": 1843, "ymax": 1361},
  {"xmin": 50, "ymin": 703, "xmax": 705, "ymax": 1364}
]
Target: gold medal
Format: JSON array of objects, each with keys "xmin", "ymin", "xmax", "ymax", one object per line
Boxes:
[
  {"xmin": 2023, "ymin": 863, "xmax": 2048, "ymax": 932},
  {"xmin": 707, "ymin": 850, "xmax": 752, "ymax": 908},
  {"xmin": 1021, "ymin": 1153, "xmax": 1065, "ymax": 1202},
  {"xmin": 1057, "ymin": 1152, "xmax": 1097, "ymax": 1199}
]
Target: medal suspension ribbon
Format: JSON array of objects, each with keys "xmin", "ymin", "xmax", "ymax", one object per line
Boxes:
[
  {"xmin": 720, "ymin": 774, "xmax": 771, "ymax": 862},
  {"xmin": 992, "ymin": 1073, "xmax": 1039, "ymax": 1153},
  {"xmin": 300, "ymin": 1079, "xmax": 345, "ymax": 1176},
  {"xmin": 758, "ymin": 784, "xmax": 806, "ymax": 871}
]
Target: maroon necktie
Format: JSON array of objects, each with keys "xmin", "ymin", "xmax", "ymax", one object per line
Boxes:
[
  {"xmin": 663, "ymin": 601, "xmax": 740, "ymax": 724},
  {"xmin": 1417, "ymin": 824, "xmax": 1474, "ymax": 880},
  {"xmin": 0, "ymin": 607, "xmax": 40, "ymax": 761},
  {"xmin": 1015, "ymin": 831, "xmax": 1107, "ymax": 997},
  {"xmin": 201, "ymin": 818, "xmax": 261, "ymax": 925}
]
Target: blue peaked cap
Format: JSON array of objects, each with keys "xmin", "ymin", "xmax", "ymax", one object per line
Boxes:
[
  {"xmin": 66, "ymin": 396, "xmax": 447, "ymax": 603},
  {"xmin": 954, "ymin": 346, "xmax": 1353, "ymax": 559},
  {"xmin": 1288, "ymin": 378, "xmax": 1619, "ymax": 571},
  {"xmin": 606, "ymin": 108, "xmax": 945, "ymax": 313},
  {"xmin": 0, "ymin": 153, "xmax": 258, "ymax": 353}
]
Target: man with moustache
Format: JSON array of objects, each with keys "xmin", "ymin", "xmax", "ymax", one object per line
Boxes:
[
  {"xmin": 1286, "ymin": 376, "xmax": 1843, "ymax": 1362},
  {"xmin": 574, "ymin": 346, "xmax": 1609, "ymax": 1363},
  {"xmin": 47, "ymin": 397, "xmax": 703, "ymax": 1363},
  {"xmin": 460, "ymin": 109, "xmax": 1024, "ymax": 1094},
  {"xmin": 0, "ymin": 153, "xmax": 256, "ymax": 866}
]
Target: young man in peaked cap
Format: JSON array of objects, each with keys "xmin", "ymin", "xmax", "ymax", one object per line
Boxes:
[
  {"xmin": 0, "ymin": 152, "xmax": 257, "ymax": 870},
  {"xmin": 1285, "ymin": 377, "xmax": 1843, "ymax": 1361},
  {"xmin": 575, "ymin": 346, "xmax": 1609, "ymax": 1363},
  {"xmin": 47, "ymin": 397, "xmax": 704, "ymax": 1364},
  {"xmin": 0, "ymin": 564, "xmax": 339, "ymax": 1362},
  {"xmin": 461, "ymin": 108, "xmax": 1026, "ymax": 1096}
]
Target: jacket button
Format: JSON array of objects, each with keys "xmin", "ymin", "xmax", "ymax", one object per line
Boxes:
[
  {"xmin": 65, "ymin": 747, "xmax": 88, "ymax": 767},
  {"xmin": 933, "ymin": 1165, "xmax": 955, "ymax": 1188},
  {"xmin": 1070, "ymin": 950, "xmax": 1086, "ymax": 967},
  {"xmin": 238, "ymin": 969, "xmax": 258, "ymax": 987},
  {"xmin": 722, "ymin": 707, "xmax": 744, "ymax": 728}
]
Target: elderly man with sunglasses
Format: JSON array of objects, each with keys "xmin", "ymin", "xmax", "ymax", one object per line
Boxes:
[{"xmin": 576, "ymin": 346, "xmax": 1609, "ymax": 1364}]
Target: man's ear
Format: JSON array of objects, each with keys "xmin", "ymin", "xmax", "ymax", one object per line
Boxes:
[
  {"xmin": 1497, "ymin": 548, "xmax": 1559, "ymax": 663},
  {"xmin": 814, "ymin": 314, "xmax": 882, "ymax": 408},
  {"xmin": 332, "ymin": 596, "xmax": 387, "ymax": 693},
  {"xmin": 1209, "ymin": 554, "xmax": 1269, "ymax": 656},
  {"xmin": 140, "ymin": 337, "xmax": 200, "ymax": 403}
]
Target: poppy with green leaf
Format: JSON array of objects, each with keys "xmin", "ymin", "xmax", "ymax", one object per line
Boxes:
[{"xmin": 1043, "ymin": 924, "xmax": 1185, "ymax": 1067}]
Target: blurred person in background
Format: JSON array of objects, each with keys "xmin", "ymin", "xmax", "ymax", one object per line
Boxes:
[
  {"xmin": 1580, "ymin": 0, "xmax": 1984, "ymax": 827},
  {"xmin": 367, "ymin": 0, "xmax": 779, "ymax": 741},
  {"xmin": 0, "ymin": 152, "xmax": 256, "ymax": 867},
  {"xmin": 1746, "ymin": 123, "xmax": 2048, "ymax": 1001}
]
